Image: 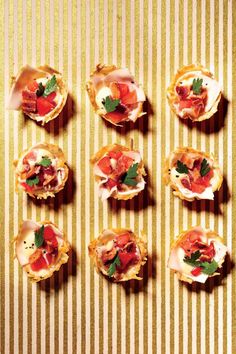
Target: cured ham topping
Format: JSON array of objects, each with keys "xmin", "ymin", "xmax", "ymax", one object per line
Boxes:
[
  {"xmin": 21, "ymin": 76, "xmax": 57, "ymax": 116},
  {"xmin": 97, "ymin": 150, "xmax": 138, "ymax": 190},
  {"xmin": 181, "ymin": 230, "xmax": 217, "ymax": 276},
  {"xmin": 101, "ymin": 232, "xmax": 139, "ymax": 276},
  {"xmin": 176, "ymin": 80, "xmax": 208, "ymax": 119},
  {"xmin": 175, "ymin": 157, "xmax": 214, "ymax": 194},
  {"xmin": 28, "ymin": 225, "xmax": 59, "ymax": 272}
]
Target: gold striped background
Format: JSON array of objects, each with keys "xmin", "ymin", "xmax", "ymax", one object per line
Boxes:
[{"xmin": 0, "ymin": 0, "xmax": 235, "ymax": 353}]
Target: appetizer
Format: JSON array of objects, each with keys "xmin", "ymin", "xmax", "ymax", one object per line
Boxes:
[
  {"xmin": 86, "ymin": 64, "xmax": 146, "ymax": 125},
  {"xmin": 88, "ymin": 228, "xmax": 147, "ymax": 281},
  {"xmin": 14, "ymin": 220, "xmax": 70, "ymax": 282},
  {"xmin": 90, "ymin": 144, "xmax": 146, "ymax": 201},
  {"xmin": 7, "ymin": 65, "xmax": 68, "ymax": 124},
  {"xmin": 168, "ymin": 226, "xmax": 227, "ymax": 284},
  {"xmin": 14, "ymin": 143, "xmax": 69, "ymax": 199},
  {"xmin": 164, "ymin": 147, "xmax": 222, "ymax": 201},
  {"xmin": 167, "ymin": 64, "xmax": 221, "ymax": 121}
]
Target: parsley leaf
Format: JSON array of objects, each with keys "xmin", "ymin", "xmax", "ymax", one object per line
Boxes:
[
  {"xmin": 192, "ymin": 78, "xmax": 203, "ymax": 95},
  {"xmin": 108, "ymin": 253, "xmax": 121, "ymax": 277},
  {"xmin": 36, "ymin": 82, "xmax": 45, "ymax": 97},
  {"xmin": 176, "ymin": 160, "xmax": 189, "ymax": 174},
  {"xmin": 43, "ymin": 75, "xmax": 57, "ymax": 97},
  {"xmin": 26, "ymin": 175, "xmax": 39, "ymax": 187},
  {"xmin": 183, "ymin": 250, "xmax": 219, "ymax": 276},
  {"xmin": 37, "ymin": 156, "xmax": 52, "ymax": 168},
  {"xmin": 34, "ymin": 225, "xmax": 45, "ymax": 248},
  {"xmin": 102, "ymin": 96, "xmax": 120, "ymax": 113},
  {"xmin": 122, "ymin": 163, "xmax": 139, "ymax": 186},
  {"xmin": 201, "ymin": 260, "xmax": 218, "ymax": 275},
  {"xmin": 200, "ymin": 158, "xmax": 210, "ymax": 177}
]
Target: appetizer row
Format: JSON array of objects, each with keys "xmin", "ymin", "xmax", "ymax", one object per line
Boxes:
[
  {"xmin": 13, "ymin": 142, "xmax": 223, "ymax": 202},
  {"xmin": 8, "ymin": 63, "xmax": 221, "ymax": 125},
  {"xmin": 15, "ymin": 222, "xmax": 227, "ymax": 285}
]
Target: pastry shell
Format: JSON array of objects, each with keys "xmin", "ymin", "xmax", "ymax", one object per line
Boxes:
[
  {"xmin": 14, "ymin": 220, "xmax": 70, "ymax": 282},
  {"xmin": 8, "ymin": 64, "xmax": 68, "ymax": 125},
  {"xmin": 163, "ymin": 146, "xmax": 223, "ymax": 202},
  {"xmin": 86, "ymin": 64, "xmax": 145, "ymax": 125},
  {"xmin": 88, "ymin": 228, "xmax": 148, "ymax": 282},
  {"xmin": 169, "ymin": 227, "xmax": 227, "ymax": 284},
  {"xmin": 167, "ymin": 64, "xmax": 221, "ymax": 122},
  {"xmin": 13, "ymin": 142, "xmax": 69, "ymax": 199},
  {"xmin": 90, "ymin": 143, "xmax": 146, "ymax": 200}
]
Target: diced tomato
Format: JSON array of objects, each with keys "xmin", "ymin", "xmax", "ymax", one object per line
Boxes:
[
  {"xmin": 121, "ymin": 89, "xmax": 137, "ymax": 105},
  {"xmin": 29, "ymin": 249, "xmax": 48, "ymax": 271},
  {"xmin": 46, "ymin": 92, "xmax": 56, "ymax": 103},
  {"xmin": 191, "ymin": 182, "xmax": 206, "ymax": 194},
  {"xmin": 105, "ymin": 178, "xmax": 118, "ymax": 189},
  {"xmin": 117, "ymin": 83, "xmax": 130, "ymax": 97},
  {"xmin": 115, "ymin": 233, "xmax": 130, "ymax": 248},
  {"xmin": 119, "ymin": 155, "xmax": 134, "ymax": 170},
  {"xmin": 105, "ymin": 111, "xmax": 128, "ymax": 124},
  {"xmin": 108, "ymin": 151, "xmax": 123, "ymax": 160},
  {"xmin": 27, "ymin": 80, "xmax": 39, "ymax": 92},
  {"xmin": 179, "ymin": 99, "xmax": 193, "ymax": 110},
  {"xmin": 191, "ymin": 267, "xmax": 202, "ymax": 277},
  {"xmin": 97, "ymin": 156, "xmax": 113, "ymax": 175},
  {"xmin": 21, "ymin": 182, "xmax": 33, "ymax": 192},
  {"xmin": 118, "ymin": 251, "xmax": 136, "ymax": 270},
  {"xmin": 181, "ymin": 178, "xmax": 192, "ymax": 190},
  {"xmin": 37, "ymin": 96, "xmax": 56, "ymax": 116},
  {"xmin": 109, "ymin": 82, "xmax": 121, "ymax": 99},
  {"xmin": 44, "ymin": 226, "xmax": 58, "ymax": 248}
]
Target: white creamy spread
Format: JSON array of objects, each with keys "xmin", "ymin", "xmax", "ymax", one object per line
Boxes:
[
  {"xmin": 168, "ymin": 231, "xmax": 227, "ymax": 283},
  {"xmin": 175, "ymin": 71, "xmax": 221, "ymax": 117}
]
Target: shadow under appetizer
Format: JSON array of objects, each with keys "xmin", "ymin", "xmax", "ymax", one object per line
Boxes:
[
  {"xmin": 86, "ymin": 64, "xmax": 146, "ymax": 126},
  {"xmin": 88, "ymin": 228, "xmax": 147, "ymax": 282},
  {"xmin": 13, "ymin": 142, "xmax": 69, "ymax": 199},
  {"xmin": 167, "ymin": 64, "xmax": 221, "ymax": 122},
  {"xmin": 168, "ymin": 226, "xmax": 228, "ymax": 284},
  {"xmin": 90, "ymin": 143, "xmax": 146, "ymax": 201},
  {"xmin": 14, "ymin": 220, "xmax": 70, "ymax": 282},
  {"xmin": 7, "ymin": 65, "xmax": 68, "ymax": 125},
  {"xmin": 164, "ymin": 147, "xmax": 223, "ymax": 201}
]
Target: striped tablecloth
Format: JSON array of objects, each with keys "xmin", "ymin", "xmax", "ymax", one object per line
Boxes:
[{"xmin": 0, "ymin": 1, "xmax": 235, "ymax": 353}]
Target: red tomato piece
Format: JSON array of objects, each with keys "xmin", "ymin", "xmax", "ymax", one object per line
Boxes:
[
  {"xmin": 44, "ymin": 226, "xmax": 58, "ymax": 248},
  {"xmin": 191, "ymin": 267, "xmax": 202, "ymax": 277},
  {"xmin": 117, "ymin": 83, "xmax": 130, "ymax": 97},
  {"xmin": 108, "ymin": 151, "xmax": 123, "ymax": 160},
  {"xmin": 179, "ymin": 99, "xmax": 193, "ymax": 110},
  {"xmin": 27, "ymin": 80, "xmax": 39, "ymax": 92},
  {"xmin": 37, "ymin": 97, "xmax": 56, "ymax": 116},
  {"xmin": 115, "ymin": 233, "xmax": 131, "ymax": 248},
  {"xmin": 176, "ymin": 86, "xmax": 190, "ymax": 98},
  {"xmin": 46, "ymin": 253, "xmax": 54, "ymax": 265},
  {"xmin": 181, "ymin": 178, "xmax": 192, "ymax": 190},
  {"xmin": 21, "ymin": 182, "xmax": 33, "ymax": 192},
  {"xmin": 118, "ymin": 251, "xmax": 136, "ymax": 270},
  {"xmin": 191, "ymin": 182, "xmax": 206, "ymax": 194},
  {"xmin": 29, "ymin": 249, "xmax": 48, "ymax": 271},
  {"xmin": 105, "ymin": 178, "xmax": 118, "ymax": 190},
  {"xmin": 121, "ymin": 90, "xmax": 137, "ymax": 105},
  {"xmin": 97, "ymin": 156, "xmax": 113, "ymax": 175},
  {"xmin": 46, "ymin": 92, "xmax": 57, "ymax": 103}
]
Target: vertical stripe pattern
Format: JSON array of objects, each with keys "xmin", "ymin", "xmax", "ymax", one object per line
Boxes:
[{"xmin": 0, "ymin": 0, "xmax": 236, "ymax": 353}]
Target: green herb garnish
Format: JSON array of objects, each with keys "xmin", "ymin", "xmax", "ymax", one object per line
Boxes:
[
  {"xmin": 108, "ymin": 253, "xmax": 121, "ymax": 277},
  {"xmin": 102, "ymin": 96, "xmax": 120, "ymax": 113},
  {"xmin": 176, "ymin": 160, "xmax": 189, "ymax": 174},
  {"xmin": 122, "ymin": 163, "xmax": 139, "ymax": 186},
  {"xmin": 37, "ymin": 156, "xmax": 52, "ymax": 168},
  {"xmin": 183, "ymin": 250, "xmax": 218, "ymax": 275},
  {"xmin": 34, "ymin": 225, "xmax": 45, "ymax": 248},
  {"xmin": 200, "ymin": 158, "xmax": 210, "ymax": 177},
  {"xmin": 43, "ymin": 75, "xmax": 57, "ymax": 97},
  {"xmin": 36, "ymin": 82, "xmax": 45, "ymax": 97},
  {"xmin": 192, "ymin": 78, "xmax": 203, "ymax": 95},
  {"xmin": 26, "ymin": 175, "xmax": 39, "ymax": 187}
]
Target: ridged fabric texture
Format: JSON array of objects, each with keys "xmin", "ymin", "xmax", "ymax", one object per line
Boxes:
[{"xmin": 0, "ymin": 1, "xmax": 235, "ymax": 353}]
